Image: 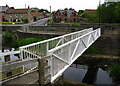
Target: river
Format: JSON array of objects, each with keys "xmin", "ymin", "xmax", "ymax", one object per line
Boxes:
[{"xmin": 63, "ymin": 57, "xmax": 120, "ymax": 86}]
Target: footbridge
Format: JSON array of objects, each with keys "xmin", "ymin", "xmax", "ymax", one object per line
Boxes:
[{"xmin": 1, "ymin": 27, "xmax": 100, "ymax": 85}]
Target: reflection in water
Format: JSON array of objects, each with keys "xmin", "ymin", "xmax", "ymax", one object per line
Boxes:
[
  {"xmin": 82, "ymin": 66, "xmax": 98, "ymax": 84},
  {"xmin": 63, "ymin": 64, "xmax": 114, "ymax": 85}
]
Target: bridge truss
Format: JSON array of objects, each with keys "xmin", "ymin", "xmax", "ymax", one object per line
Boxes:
[{"xmin": 19, "ymin": 28, "xmax": 101, "ymax": 84}]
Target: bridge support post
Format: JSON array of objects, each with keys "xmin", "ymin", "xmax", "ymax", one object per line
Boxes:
[{"xmin": 38, "ymin": 58, "xmax": 45, "ymax": 85}]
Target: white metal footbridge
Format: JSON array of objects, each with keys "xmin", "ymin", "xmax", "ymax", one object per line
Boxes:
[{"xmin": 1, "ymin": 27, "xmax": 100, "ymax": 85}]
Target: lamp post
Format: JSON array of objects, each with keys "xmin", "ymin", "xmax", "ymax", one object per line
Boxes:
[
  {"xmin": 50, "ymin": 6, "xmax": 52, "ymax": 19},
  {"xmin": 99, "ymin": 0, "xmax": 101, "ymax": 28}
]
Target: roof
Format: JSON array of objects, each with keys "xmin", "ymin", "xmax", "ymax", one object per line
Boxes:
[
  {"xmin": 31, "ymin": 13, "xmax": 43, "ymax": 16},
  {"xmin": 0, "ymin": 6, "xmax": 9, "ymax": 13},
  {"xmin": 31, "ymin": 7, "xmax": 39, "ymax": 10},
  {"xmin": 85, "ymin": 9, "xmax": 96, "ymax": 14},
  {"xmin": 6, "ymin": 9, "xmax": 29, "ymax": 14}
]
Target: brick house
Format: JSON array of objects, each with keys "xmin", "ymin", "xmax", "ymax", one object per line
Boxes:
[
  {"xmin": 4, "ymin": 8, "xmax": 32, "ymax": 23},
  {"xmin": 53, "ymin": 9, "xmax": 78, "ymax": 22}
]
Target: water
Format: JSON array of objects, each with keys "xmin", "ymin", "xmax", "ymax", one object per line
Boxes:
[{"xmin": 63, "ymin": 63, "xmax": 119, "ymax": 85}]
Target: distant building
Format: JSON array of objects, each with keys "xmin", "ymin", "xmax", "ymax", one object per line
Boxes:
[
  {"xmin": 0, "ymin": 5, "xmax": 9, "ymax": 13},
  {"xmin": 31, "ymin": 13, "xmax": 44, "ymax": 21},
  {"xmin": 84, "ymin": 9, "xmax": 96, "ymax": 14},
  {"xmin": 31, "ymin": 7, "xmax": 39, "ymax": 12},
  {"xmin": 53, "ymin": 9, "xmax": 78, "ymax": 22},
  {"xmin": 0, "ymin": 5, "xmax": 9, "ymax": 22},
  {"xmin": 5, "ymin": 8, "xmax": 32, "ymax": 23}
]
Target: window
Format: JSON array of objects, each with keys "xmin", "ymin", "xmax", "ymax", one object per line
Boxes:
[
  {"xmin": 74, "ymin": 18, "xmax": 76, "ymax": 21},
  {"xmin": 64, "ymin": 18, "xmax": 67, "ymax": 21},
  {"xmin": 74, "ymin": 13, "xmax": 76, "ymax": 16},
  {"xmin": 4, "ymin": 55, "xmax": 10, "ymax": 62},
  {"xmin": 65, "ymin": 13, "xmax": 67, "ymax": 16},
  {"xmin": 15, "ymin": 14, "xmax": 17, "ymax": 17},
  {"xmin": 60, "ymin": 18, "xmax": 61, "ymax": 21},
  {"xmin": 9, "ymin": 15, "xmax": 12, "ymax": 17}
]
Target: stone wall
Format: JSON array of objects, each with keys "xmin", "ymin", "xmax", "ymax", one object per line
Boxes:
[{"xmin": 1, "ymin": 24, "xmax": 120, "ymax": 55}]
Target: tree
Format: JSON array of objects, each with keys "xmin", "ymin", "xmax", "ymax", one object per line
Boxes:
[
  {"xmin": 10, "ymin": 7, "xmax": 15, "ymax": 9},
  {"xmin": 78, "ymin": 10, "xmax": 84, "ymax": 16},
  {"xmin": 114, "ymin": 2, "xmax": 120, "ymax": 23},
  {"xmin": 97, "ymin": 2, "xmax": 120, "ymax": 23},
  {"xmin": 83, "ymin": 12, "xmax": 98, "ymax": 23},
  {"xmin": 34, "ymin": 16, "xmax": 37, "ymax": 21},
  {"xmin": 38, "ymin": 9, "xmax": 50, "ymax": 13},
  {"xmin": 64, "ymin": 8, "xmax": 68, "ymax": 10},
  {"xmin": 31, "ymin": 10, "xmax": 36, "ymax": 13}
]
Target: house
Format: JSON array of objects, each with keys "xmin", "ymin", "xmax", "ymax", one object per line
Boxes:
[
  {"xmin": 31, "ymin": 7, "xmax": 39, "ymax": 12},
  {"xmin": 4, "ymin": 8, "xmax": 32, "ymax": 23},
  {"xmin": 31, "ymin": 13, "xmax": 44, "ymax": 21},
  {"xmin": 0, "ymin": 5, "xmax": 9, "ymax": 13},
  {"xmin": 0, "ymin": 5, "xmax": 9, "ymax": 22},
  {"xmin": 53, "ymin": 9, "xmax": 78, "ymax": 22},
  {"xmin": 84, "ymin": 9, "xmax": 96, "ymax": 14}
]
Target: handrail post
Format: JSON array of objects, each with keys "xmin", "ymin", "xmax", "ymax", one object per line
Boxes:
[
  {"xmin": 20, "ymin": 48, "xmax": 24, "ymax": 72},
  {"xmin": 38, "ymin": 58, "xmax": 45, "ymax": 85}
]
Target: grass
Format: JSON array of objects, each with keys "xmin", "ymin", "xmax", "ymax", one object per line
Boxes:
[
  {"xmin": 12, "ymin": 38, "xmax": 48, "ymax": 48},
  {"xmin": 108, "ymin": 64, "xmax": 120, "ymax": 79},
  {"xmin": 2, "ymin": 22, "xmax": 24, "ymax": 24},
  {"xmin": 71, "ymin": 23, "xmax": 81, "ymax": 26},
  {"xmin": 85, "ymin": 46, "xmax": 104, "ymax": 54}
]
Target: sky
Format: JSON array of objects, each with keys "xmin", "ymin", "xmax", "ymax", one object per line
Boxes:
[{"xmin": 0, "ymin": 0, "xmax": 105, "ymax": 11}]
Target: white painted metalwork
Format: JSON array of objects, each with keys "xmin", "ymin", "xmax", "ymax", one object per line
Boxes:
[{"xmin": 19, "ymin": 28, "xmax": 101, "ymax": 83}]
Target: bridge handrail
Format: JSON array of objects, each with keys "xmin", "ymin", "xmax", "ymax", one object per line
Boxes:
[
  {"xmin": 19, "ymin": 28, "xmax": 93, "ymax": 49},
  {"xmin": 48, "ymin": 28, "xmax": 100, "ymax": 53}
]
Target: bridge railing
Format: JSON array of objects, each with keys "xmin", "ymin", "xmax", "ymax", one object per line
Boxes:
[
  {"xmin": 19, "ymin": 28, "xmax": 101, "ymax": 83},
  {"xmin": 48, "ymin": 28, "xmax": 101, "ymax": 82},
  {"xmin": 19, "ymin": 28, "xmax": 93, "ymax": 58}
]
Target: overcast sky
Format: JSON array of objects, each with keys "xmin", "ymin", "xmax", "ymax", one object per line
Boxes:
[{"xmin": 0, "ymin": 0, "xmax": 105, "ymax": 11}]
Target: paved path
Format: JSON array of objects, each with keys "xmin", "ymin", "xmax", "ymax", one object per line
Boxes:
[
  {"xmin": 2, "ymin": 71, "xmax": 38, "ymax": 85},
  {"xmin": 28, "ymin": 18, "xmax": 49, "ymax": 26},
  {"xmin": 1, "ymin": 18, "xmax": 49, "ymax": 26}
]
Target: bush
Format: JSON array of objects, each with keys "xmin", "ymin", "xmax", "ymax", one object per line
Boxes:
[
  {"xmin": 72, "ymin": 23, "xmax": 81, "ymax": 26},
  {"xmin": 5, "ymin": 20, "xmax": 9, "ymax": 22},
  {"xmin": 108, "ymin": 64, "xmax": 120, "ymax": 80},
  {"xmin": 13, "ymin": 19, "xmax": 16, "ymax": 22},
  {"xmin": 3, "ymin": 32, "xmax": 15, "ymax": 43},
  {"xmin": 48, "ymin": 19, "xmax": 54, "ymax": 22},
  {"xmin": 85, "ymin": 46, "xmax": 103, "ymax": 54},
  {"xmin": 23, "ymin": 19, "xmax": 28, "ymax": 23}
]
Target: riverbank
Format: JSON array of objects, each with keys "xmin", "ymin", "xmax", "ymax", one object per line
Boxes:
[{"xmin": 82, "ymin": 54, "xmax": 120, "ymax": 59}]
